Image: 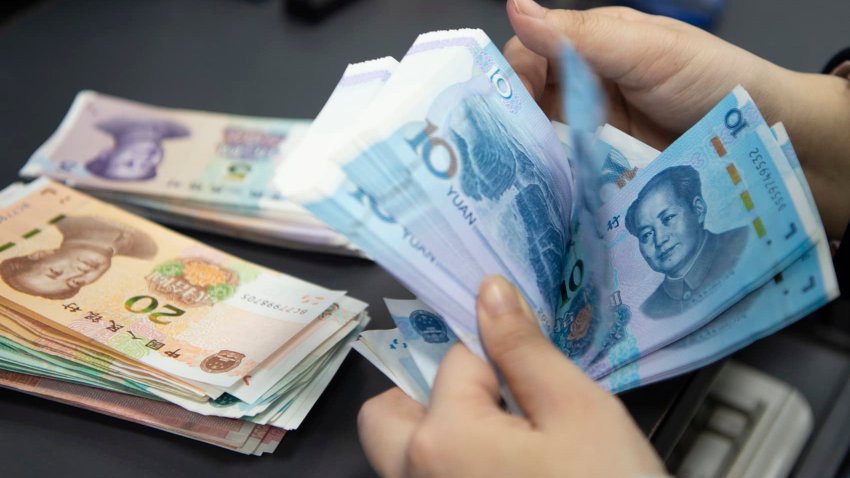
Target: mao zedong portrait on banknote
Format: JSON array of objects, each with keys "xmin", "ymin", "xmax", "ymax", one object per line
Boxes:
[
  {"xmin": 0, "ymin": 215, "xmax": 157, "ymax": 300},
  {"xmin": 625, "ymin": 165, "xmax": 749, "ymax": 318},
  {"xmin": 85, "ymin": 117, "xmax": 190, "ymax": 181}
]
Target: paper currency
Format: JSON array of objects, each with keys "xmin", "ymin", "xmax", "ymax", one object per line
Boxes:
[
  {"xmin": 353, "ymin": 328, "xmax": 431, "ymax": 404},
  {"xmin": 12, "ymin": 25, "xmax": 840, "ymax": 447},
  {"xmin": 280, "ymin": 29, "xmax": 574, "ymax": 358},
  {"xmin": 278, "ymin": 52, "xmax": 480, "ymax": 340},
  {"xmin": 284, "ymin": 31, "xmax": 840, "ymax": 402},
  {"xmin": 549, "ymin": 41, "xmax": 618, "ymax": 368},
  {"xmin": 0, "ymin": 369, "xmax": 283, "ymax": 455},
  {"xmin": 385, "ymin": 298, "xmax": 456, "ymax": 388},
  {"xmin": 583, "ymin": 97, "xmax": 818, "ymax": 378},
  {"xmin": 22, "ymin": 88, "xmax": 357, "ymax": 254},
  {"xmin": 598, "ymin": 123, "xmax": 838, "ymax": 391},
  {"xmin": 0, "ymin": 178, "xmax": 368, "ymax": 452},
  {"xmin": 0, "ymin": 179, "xmax": 344, "ymax": 386},
  {"xmin": 24, "ymin": 91, "xmax": 307, "ymax": 211},
  {"xmin": 356, "ymin": 118, "xmax": 834, "ymax": 402}
]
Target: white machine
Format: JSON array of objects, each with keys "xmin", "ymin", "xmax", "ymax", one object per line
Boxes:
[{"xmin": 674, "ymin": 361, "xmax": 813, "ymax": 478}]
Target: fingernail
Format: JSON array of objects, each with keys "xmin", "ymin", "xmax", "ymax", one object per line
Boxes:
[
  {"xmin": 480, "ymin": 276, "xmax": 522, "ymax": 318},
  {"xmin": 513, "ymin": 0, "xmax": 547, "ymax": 18}
]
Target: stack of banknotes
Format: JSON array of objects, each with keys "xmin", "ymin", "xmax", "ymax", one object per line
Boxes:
[
  {"xmin": 0, "ymin": 179, "xmax": 368, "ymax": 453},
  {"xmin": 20, "ymin": 92, "xmax": 360, "ymax": 256},
  {"xmin": 270, "ymin": 29, "xmax": 838, "ymax": 398}
]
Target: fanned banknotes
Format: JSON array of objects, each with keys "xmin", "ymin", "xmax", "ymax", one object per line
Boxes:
[
  {"xmin": 358, "ymin": 118, "xmax": 838, "ymax": 400},
  {"xmin": 0, "ymin": 179, "xmax": 369, "ymax": 452},
  {"xmin": 270, "ymin": 29, "xmax": 836, "ymax": 401}
]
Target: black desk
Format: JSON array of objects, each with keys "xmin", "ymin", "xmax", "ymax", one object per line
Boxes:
[{"xmin": 0, "ymin": 1, "xmax": 714, "ymax": 476}]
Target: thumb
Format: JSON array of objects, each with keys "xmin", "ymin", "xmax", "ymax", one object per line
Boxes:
[
  {"xmin": 508, "ymin": 0, "xmax": 681, "ymax": 89},
  {"xmin": 476, "ymin": 276, "xmax": 610, "ymax": 427}
]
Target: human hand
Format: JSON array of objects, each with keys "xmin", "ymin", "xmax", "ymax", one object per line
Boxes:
[
  {"xmin": 505, "ymin": 0, "xmax": 792, "ymax": 149},
  {"xmin": 357, "ymin": 276, "xmax": 667, "ymax": 478},
  {"xmin": 504, "ymin": 0, "xmax": 850, "ymax": 238}
]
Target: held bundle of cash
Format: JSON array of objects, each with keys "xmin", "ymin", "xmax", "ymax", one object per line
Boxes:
[
  {"xmin": 0, "ymin": 179, "xmax": 368, "ymax": 453},
  {"xmin": 21, "ymin": 92, "xmax": 360, "ymax": 256},
  {"xmin": 272, "ymin": 29, "xmax": 839, "ymax": 398}
]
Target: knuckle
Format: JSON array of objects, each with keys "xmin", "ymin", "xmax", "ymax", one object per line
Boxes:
[
  {"xmin": 600, "ymin": 6, "xmax": 644, "ymax": 20},
  {"xmin": 549, "ymin": 9, "xmax": 595, "ymax": 36},
  {"xmin": 659, "ymin": 28, "xmax": 684, "ymax": 54},
  {"xmin": 358, "ymin": 388, "xmax": 405, "ymax": 433},
  {"xmin": 541, "ymin": 7, "xmax": 565, "ymax": 26},
  {"xmin": 541, "ymin": 8, "xmax": 567, "ymax": 35},
  {"xmin": 545, "ymin": 372, "xmax": 621, "ymax": 418},
  {"xmin": 356, "ymin": 396, "xmax": 381, "ymax": 432},
  {"xmin": 572, "ymin": 9, "xmax": 597, "ymax": 31},
  {"xmin": 542, "ymin": 9, "xmax": 603, "ymax": 54},
  {"xmin": 486, "ymin": 323, "xmax": 541, "ymax": 362},
  {"xmin": 649, "ymin": 28, "xmax": 688, "ymax": 75},
  {"xmin": 405, "ymin": 425, "xmax": 442, "ymax": 475},
  {"xmin": 614, "ymin": 5, "xmax": 642, "ymax": 15}
]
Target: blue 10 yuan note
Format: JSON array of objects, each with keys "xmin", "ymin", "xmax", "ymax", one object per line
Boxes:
[
  {"xmin": 385, "ymin": 298, "xmax": 458, "ymax": 387},
  {"xmin": 548, "ymin": 41, "xmax": 620, "ymax": 367},
  {"xmin": 353, "ymin": 329, "xmax": 431, "ymax": 404},
  {"xmin": 336, "ymin": 29, "xmax": 574, "ymax": 342},
  {"xmin": 601, "ymin": 235, "xmax": 837, "ymax": 392},
  {"xmin": 276, "ymin": 57, "xmax": 478, "ymax": 347},
  {"xmin": 586, "ymin": 92, "xmax": 821, "ymax": 379},
  {"xmin": 600, "ymin": 124, "xmax": 838, "ymax": 391}
]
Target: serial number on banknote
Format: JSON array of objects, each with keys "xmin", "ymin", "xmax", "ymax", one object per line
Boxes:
[
  {"xmin": 0, "ymin": 201, "xmax": 30, "ymax": 224},
  {"xmin": 240, "ymin": 293, "xmax": 309, "ymax": 315},
  {"xmin": 749, "ymin": 147, "xmax": 787, "ymax": 212}
]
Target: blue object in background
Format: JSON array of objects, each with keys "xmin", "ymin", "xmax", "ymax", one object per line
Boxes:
[{"xmin": 624, "ymin": 0, "xmax": 725, "ymax": 30}]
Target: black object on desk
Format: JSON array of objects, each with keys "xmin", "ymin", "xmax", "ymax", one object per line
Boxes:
[
  {"xmin": 0, "ymin": 0, "xmax": 714, "ymax": 476},
  {"xmin": 286, "ymin": 0, "xmax": 362, "ymax": 23}
]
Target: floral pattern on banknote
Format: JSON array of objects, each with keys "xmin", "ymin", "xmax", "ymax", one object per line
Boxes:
[
  {"xmin": 224, "ymin": 260, "xmax": 262, "ymax": 284},
  {"xmin": 605, "ymin": 332, "xmax": 640, "ymax": 390},
  {"xmin": 146, "ymin": 258, "xmax": 239, "ymax": 307},
  {"xmin": 552, "ymin": 286, "xmax": 596, "ymax": 360},
  {"xmin": 607, "ymin": 360, "xmax": 639, "ymax": 394},
  {"xmin": 216, "ymin": 126, "xmax": 286, "ymax": 161}
]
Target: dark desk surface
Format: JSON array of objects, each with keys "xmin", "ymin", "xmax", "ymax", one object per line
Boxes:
[{"xmin": 5, "ymin": 0, "xmax": 841, "ymax": 475}]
